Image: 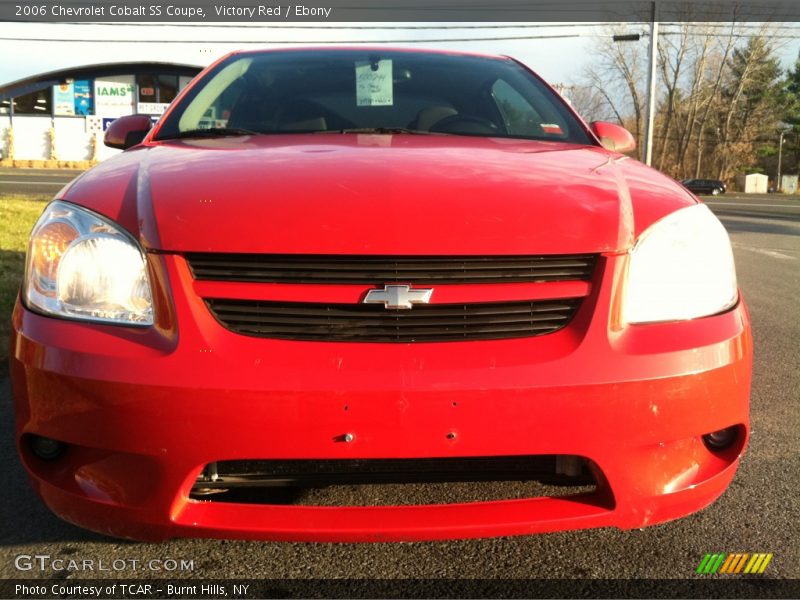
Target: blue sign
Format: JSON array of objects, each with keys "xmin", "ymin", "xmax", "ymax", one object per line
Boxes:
[{"xmin": 73, "ymin": 80, "xmax": 93, "ymax": 116}]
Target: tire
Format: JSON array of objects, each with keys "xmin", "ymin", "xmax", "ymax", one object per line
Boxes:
[{"xmin": 711, "ymin": 188, "xmax": 721, "ymax": 196}]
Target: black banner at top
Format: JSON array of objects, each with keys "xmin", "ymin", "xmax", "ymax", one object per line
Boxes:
[{"xmin": 1, "ymin": 0, "xmax": 800, "ymax": 23}]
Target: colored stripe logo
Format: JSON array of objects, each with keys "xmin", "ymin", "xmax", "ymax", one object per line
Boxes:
[{"xmin": 697, "ymin": 553, "xmax": 773, "ymax": 574}]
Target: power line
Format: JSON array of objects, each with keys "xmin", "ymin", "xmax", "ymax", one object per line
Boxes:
[
  {"xmin": 2, "ymin": 20, "xmax": 643, "ymax": 29},
  {"xmin": 18, "ymin": 21, "xmax": 789, "ymax": 30},
  {"xmin": 661, "ymin": 22, "xmax": 800, "ymax": 28},
  {"xmin": 6, "ymin": 29, "xmax": 797, "ymax": 43},
  {"xmin": 0, "ymin": 33, "xmax": 599, "ymax": 43},
  {"xmin": 659, "ymin": 30, "xmax": 800, "ymax": 38}
]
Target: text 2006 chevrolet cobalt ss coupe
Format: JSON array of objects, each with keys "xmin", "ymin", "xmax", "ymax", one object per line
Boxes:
[{"xmin": 10, "ymin": 48, "xmax": 751, "ymax": 541}]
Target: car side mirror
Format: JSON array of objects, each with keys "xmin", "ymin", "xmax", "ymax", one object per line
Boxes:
[
  {"xmin": 104, "ymin": 115, "xmax": 153, "ymax": 150},
  {"xmin": 590, "ymin": 122, "xmax": 636, "ymax": 154}
]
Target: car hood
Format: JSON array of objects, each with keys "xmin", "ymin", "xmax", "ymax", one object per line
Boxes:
[{"xmin": 60, "ymin": 134, "xmax": 696, "ymax": 254}]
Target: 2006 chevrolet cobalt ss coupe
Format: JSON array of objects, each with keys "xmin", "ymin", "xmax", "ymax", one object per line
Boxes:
[{"xmin": 10, "ymin": 48, "xmax": 751, "ymax": 541}]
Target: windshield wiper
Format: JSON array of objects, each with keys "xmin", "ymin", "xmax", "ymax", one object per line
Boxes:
[
  {"xmin": 321, "ymin": 127, "xmax": 441, "ymax": 135},
  {"xmin": 160, "ymin": 126, "xmax": 443, "ymax": 140},
  {"xmin": 160, "ymin": 127, "xmax": 262, "ymax": 140}
]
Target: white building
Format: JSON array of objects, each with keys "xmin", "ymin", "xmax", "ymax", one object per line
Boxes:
[{"xmin": 0, "ymin": 62, "xmax": 201, "ymax": 164}]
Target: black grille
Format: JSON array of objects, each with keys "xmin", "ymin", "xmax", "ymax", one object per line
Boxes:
[
  {"xmin": 193, "ymin": 456, "xmax": 594, "ymax": 488},
  {"xmin": 190, "ymin": 456, "xmax": 597, "ymax": 505},
  {"xmin": 186, "ymin": 253, "xmax": 597, "ymax": 284},
  {"xmin": 205, "ymin": 298, "xmax": 581, "ymax": 342}
]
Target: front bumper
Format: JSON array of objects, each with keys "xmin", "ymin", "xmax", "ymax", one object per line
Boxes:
[{"xmin": 10, "ymin": 253, "xmax": 752, "ymax": 541}]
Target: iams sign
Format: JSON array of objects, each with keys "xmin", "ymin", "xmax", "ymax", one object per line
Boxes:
[{"xmin": 96, "ymin": 86, "xmax": 133, "ymax": 97}]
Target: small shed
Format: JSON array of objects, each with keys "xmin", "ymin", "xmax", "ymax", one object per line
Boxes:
[
  {"xmin": 780, "ymin": 174, "xmax": 798, "ymax": 194},
  {"xmin": 735, "ymin": 173, "xmax": 769, "ymax": 193}
]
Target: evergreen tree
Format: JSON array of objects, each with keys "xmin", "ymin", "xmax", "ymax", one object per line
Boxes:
[
  {"xmin": 716, "ymin": 37, "xmax": 785, "ymax": 181},
  {"xmin": 781, "ymin": 51, "xmax": 800, "ymax": 176}
]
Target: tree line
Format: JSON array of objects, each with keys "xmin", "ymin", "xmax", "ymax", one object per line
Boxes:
[{"xmin": 571, "ymin": 24, "xmax": 800, "ymax": 186}]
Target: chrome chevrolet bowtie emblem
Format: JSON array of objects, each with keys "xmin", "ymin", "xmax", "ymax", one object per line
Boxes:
[{"xmin": 363, "ymin": 285, "xmax": 433, "ymax": 310}]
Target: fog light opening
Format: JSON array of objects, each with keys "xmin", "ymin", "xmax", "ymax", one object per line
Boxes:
[
  {"xmin": 29, "ymin": 435, "xmax": 66, "ymax": 461},
  {"xmin": 702, "ymin": 427, "xmax": 738, "ymax": 450}
]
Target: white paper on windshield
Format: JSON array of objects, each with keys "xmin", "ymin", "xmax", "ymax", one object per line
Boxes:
[{"xmin": 355, "ymin": 60, "xmax": 393, "ymax": 106}]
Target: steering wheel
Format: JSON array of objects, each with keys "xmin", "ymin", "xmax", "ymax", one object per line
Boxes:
[{"xmin": 429, "ymin": 115, "xmax": 500, "ymax": 135}]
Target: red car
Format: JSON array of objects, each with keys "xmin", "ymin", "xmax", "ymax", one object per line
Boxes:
[{"xmin": 10, "ymin": 48, "xmax": 751, "ymax": 542}]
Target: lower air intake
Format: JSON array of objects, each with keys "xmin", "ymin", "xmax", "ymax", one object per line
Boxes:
[{"xmin": 190, "ymin": 456, "xmax": 598, "ymax": 506}]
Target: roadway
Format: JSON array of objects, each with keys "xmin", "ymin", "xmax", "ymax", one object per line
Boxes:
[{"xmin": 0, "ymin": 168, "xmax": 81, "ymax": 197}]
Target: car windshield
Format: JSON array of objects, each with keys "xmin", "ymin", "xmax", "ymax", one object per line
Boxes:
[{"xmin": 154, "ymin": 49, "xmax": 593, "ymax": 145}]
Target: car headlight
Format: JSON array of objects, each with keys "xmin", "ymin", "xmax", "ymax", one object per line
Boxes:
[
  {"xmin": 623, "ymin": 203, "xmax": 738, "ymax": 324},
  {"xmin": 24, "ymin": 200, "xmax": 153, "ymax": 326}
]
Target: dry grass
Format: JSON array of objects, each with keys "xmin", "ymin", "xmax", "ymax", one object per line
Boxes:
[{"xmin": 0, "ymin": 196, "xmax": 48, "ymax": 362}]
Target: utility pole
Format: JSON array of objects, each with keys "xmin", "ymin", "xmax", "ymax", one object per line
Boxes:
[
  {"xmin": 777, "ymin": 130, "xmax": 785, "ymax": 193},
  {"xmin": 644, "ymin": 1, "xmax": 659, "ymax": 166}
]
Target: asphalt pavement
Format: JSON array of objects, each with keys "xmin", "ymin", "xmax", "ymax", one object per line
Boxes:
[
  {"xmin": 0, "ymin": 168, "xmax": 81, "ymax": 197},
  {"xmin": 0, "ymin": 192, "xmax": 797, "ymax": 587}
]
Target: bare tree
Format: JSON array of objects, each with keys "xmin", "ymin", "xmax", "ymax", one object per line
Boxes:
[
  {"xmin": 566, "ymin": 84, "xmax": 616, "ymax": 123},
  {"xmin": 691, "ymin": 26, "xmax": 738, "ymax": 178},
  {"xmin": 655, "ymin": 22, "xmax": 691, "ymax": 173},
  {"xmin": 673, "ymin": 29, "xmax": 712, "ymax": 174},
  {"xmin": 582, "ymin": 28, "xmax": 648, "ymax": 158},
  {"xmin": 579, "ymin": 21, "xmax": 786, "ymax": 185}
]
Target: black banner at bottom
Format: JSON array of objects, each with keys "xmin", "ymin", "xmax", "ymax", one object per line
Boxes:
[{"xmin": 2, "ymin": 578, "xmax": 799, "ymax": 599}]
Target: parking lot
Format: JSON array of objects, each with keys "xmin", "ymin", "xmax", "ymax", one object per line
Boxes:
[{"xmin": 0, "ymin": 192, "xmax": 797, "ymax": 583}]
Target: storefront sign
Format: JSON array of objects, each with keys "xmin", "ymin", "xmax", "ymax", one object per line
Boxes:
[
  {"xmin": 137, "ymin": 102, "xmax": 170, "ymax": 115},
  {"xmin": 73, "ymin": 80, "xmax": 93, "ymax": 116},
  {"xmin": 94, "ymin": 76, "xmax": 135, "ymax": 117},
  {"xmin": 53, "ymin": 83, "xmax": 75, "ymax": 116}
]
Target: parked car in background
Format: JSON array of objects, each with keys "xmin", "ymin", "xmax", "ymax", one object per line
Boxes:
[
  {"xmin": 681, "ymin": 178, "xmax": 727, "ymax": 196},
  {"xmin": 10, "ymin": 47, "xmax": 751, "ymax": 542}
]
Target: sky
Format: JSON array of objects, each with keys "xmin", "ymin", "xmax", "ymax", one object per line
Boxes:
[{"xmin": 1, "ymin": 22, "xmax": 799, "ymax": 89}]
